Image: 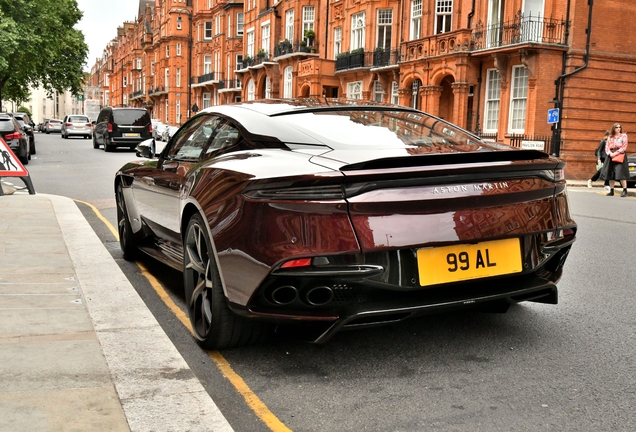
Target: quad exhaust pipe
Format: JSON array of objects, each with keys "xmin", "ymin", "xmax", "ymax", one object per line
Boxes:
[
  {"xmin": 270, "ymin": 285, "xmax": 298, "ymax": 305},
  {"xmin": 269, "ymin": 285, "xmax": 334, "ymax": 306},
  {"xmin": 304, "ymin": 286, "xmax": 334, "ymax": 306}
]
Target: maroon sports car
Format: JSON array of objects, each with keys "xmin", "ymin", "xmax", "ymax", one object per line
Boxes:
[{"xmin": 115, "ymin": 99, "xmax": 576, "ymax": 349}]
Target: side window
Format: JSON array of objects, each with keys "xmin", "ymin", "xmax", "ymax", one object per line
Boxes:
[
  {"xmin": 205, "ymin": 121, "xmax": 241, "ymax": 156},
  {"xmin": 166, "ymin": 116, "xmax": 220, "ymax": 161}
]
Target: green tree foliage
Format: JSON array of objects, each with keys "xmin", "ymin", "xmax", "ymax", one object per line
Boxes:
[
  {"xmin": 17, "ymin": 106, "xmax": 32, "ymax": 118},
  {"xmin": 0, "ymin": 0, "xmax": 88, "ymax": 108}
]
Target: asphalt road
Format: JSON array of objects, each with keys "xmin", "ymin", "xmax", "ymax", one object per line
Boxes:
[{"xmin": 10, "ymin": 131, "xmax": 636, "ymax": 431}]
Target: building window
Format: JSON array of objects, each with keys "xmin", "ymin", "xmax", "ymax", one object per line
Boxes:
[
  {"xmin": 165, "ymin": 69, "xmax": 169, "ymax": 88},
  {"xmin": 123, "ymin": 76, "xmax": 127, "ymax": 87},
  {"xmin": 302, "ymin": 6, "xmax": 315, "ymax": 41},
  {"xmin": 411, "ymin": 79, "xmax": 421, "ymax": 109},
  {"xmin": 136, "ymin": 57, "xmax": 142, "ymax": 69},
  {"xmin": 204, "ymin": 55, "xmax": 212, "ymax": 74},
  {"xmin": 391, "ymin": 81, "xmax": 399, "ymax": 104},
  {"xmin": 376, "ymin": 9, "xmax": 392, "ymax": 50},
  {"xmin": 204, "ymin": 21, "xmax": 212, "ymax": 39},
  {"xmin": 176, "ymin": 43, "xmax": 181, "ymax": 56},
  {"xmin": 334, "ymin": 27, "xmax": 342, "ymax": 59},
  {"xmin": 435, "ymin": 0, "xmax": 453, "ymax": 34},
  {"xmin": 347, "ymin": 81, "xmax": 362, "ymax": 99},
  {"xmin": 247, "ymin": 79, "xmax": 255, "ymax": 101},
  {"xmin": 165, "ymin": 99, "xmax": 169, "ymax": 123},
  {"xmin": 176, "ymin": 68, "xmax": 181, "ymax": 87},
  {"xmin": 203, "ymin": 92, "xmax": 211, "ymax": 109},
  {"xmin": 411, "ymin": 0, "xmax": 422, "ymax": 40},
  {"xmin": 177, "ymin": 16, "xmax": 182, "ymax": 30},
  {"xmin": 284, "ymin": 66, "xmax": 293, "ymax": 98},
  {"xmin": 215, "ymin": 15, "xmax": 220, "ymax": 35},
  {"xmin": 509, "ymin": 66, "xmax": 528, "ymax": 132},
  {"xmin": 176, "ymin": 99, "xmax": 181, "ymax": 124},
  {"xmin": 285, "ymin": 9, "xmax": 294, "ymax": 41},
  {"xmin": 484, "ymin": 69, "xmax": 500, "ymax": 132},
  {"xmin": 351, "ymin": 12, "xmax": 365, "ymax": 50},
  {"xmin": 227, "ymin": 14, "xmax": 231, "ymax": 35},
  {"xmin": 265, "ymin": 76, "xmax": 271, "ymax": 99},
  {"xmin": 246, "ymin": 29, "xmax": 255, "ymax": 57},
  {"xmin": 261, "ymin": 23, "xmax": 270, "ymax": 53},
  {"xmin": 237, "ymin": 13, "xmax": 244, "ymax": 36},
  {"xmin": 166, "ymin": 45, "xmax": 169, "ymax": 57},
  {"xmin": 373, "ymin": 81, "xmax": 384, "ymax": 102}
]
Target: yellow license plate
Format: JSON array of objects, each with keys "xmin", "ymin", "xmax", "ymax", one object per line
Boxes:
[
  {"xmin": 630, "ymin": 166, "xmax": 634, "ymax": 171},
  {"xmin": 124, "ymin": 133, "xmax": 139, "ymax": 137},
  {"xmin": 76, "ymin": 126, "xmax": 84, "ymax": 129},
  {"xmin": 417, "ymin": 238, "xmax": 522, "ymax": 286}
]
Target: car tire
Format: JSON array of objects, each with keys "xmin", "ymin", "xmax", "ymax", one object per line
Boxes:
[
  {"xmin": 46, "ymin": 130, "xmax": 50, "ymax": 134},
  {"xmin": 184, "ymin": 213, "xmax": 268, "ymax": 349},
  {"xmin": 19, "ymin": 153, "xmax": 28, "ymax": 165},
  {"xmin": 30, "ymin": 141, "xmax": 36, "ymax": 155},
  {"xmin": 116, "ymin": 183, "xmax": 137, "ymax": 260},
  {"xmin": 104, "ymin": 139, "xmax": 114, "ymax": 152}
]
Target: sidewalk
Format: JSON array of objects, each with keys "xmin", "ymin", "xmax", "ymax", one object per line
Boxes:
[{"xmin": 0, "ymin": 194, "xmax": 234, "ymax": 432}]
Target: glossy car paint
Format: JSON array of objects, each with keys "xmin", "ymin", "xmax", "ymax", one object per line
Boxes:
[{"xmin": 116, "ymin": 99, "xmax": 576, "ymax": 343}]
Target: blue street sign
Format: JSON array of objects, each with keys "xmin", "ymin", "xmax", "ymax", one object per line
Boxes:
[{"xmin": 548, "ymin": 108, "xmax": 560, "ymax": 124}]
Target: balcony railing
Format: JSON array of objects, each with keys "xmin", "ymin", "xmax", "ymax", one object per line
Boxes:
[
  {"xmin": 401, "ymin": 29, "xmax": 473, "ymax": 62},
  {"xmin": 335, "ymin": 49, "xmax": 367, "ymax": 71},
  {"xmin": 371, "ymin": 49, "xmax": 401, "ymax": 68},
  {"xmin": 273, "ymin": 39, "xmax": 318, "ymax": 58},
  {"xmin": 193, "ymin": 72, "xmax": 219, "ymax": 84},
  {"xmin": 218, "ymin": 79, "xmax": 241, "ymax": 90},
  {"xmin": 472, "ymin": 13, "xmax": 568, "ymax": 50}
]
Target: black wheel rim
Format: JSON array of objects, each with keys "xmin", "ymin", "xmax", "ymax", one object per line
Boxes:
[{"xmin": 185, "ymin": 222, "xmax": 213, "ymax": 339}]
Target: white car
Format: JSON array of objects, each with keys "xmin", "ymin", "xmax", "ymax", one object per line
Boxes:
[{"xmin": 162, "ymin": 125, "xmax": 179, "ymax": 142}]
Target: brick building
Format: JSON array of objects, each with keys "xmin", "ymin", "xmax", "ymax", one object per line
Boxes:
[{"xmin": 86, "ymin": 0, "xmax": 636, "ymax": 179}]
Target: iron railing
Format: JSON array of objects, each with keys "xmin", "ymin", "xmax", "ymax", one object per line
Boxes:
[
  {"xmin": 218, "ymin": 79, "xmax": 241, "ymax": 90},
  {"xmin": 273, "ymin": 39, "xmax": 318, "ymax": 58},
  {"xmin": 472, "ymin": 13, "xmax": 568, "ymax": 50}
]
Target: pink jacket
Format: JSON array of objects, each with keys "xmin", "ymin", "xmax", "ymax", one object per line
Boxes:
[{"xmin": 606, "ymin": 133, "xmax": 628, "ymax": 158}]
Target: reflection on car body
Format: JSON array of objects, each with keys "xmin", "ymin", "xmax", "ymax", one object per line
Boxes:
[{"xmin": 115, "ymin": 98, "xmax": 577, "ymax": 349}]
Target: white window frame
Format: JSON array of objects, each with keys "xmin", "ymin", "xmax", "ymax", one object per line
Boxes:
[
  {"xmin": 283, "ymin": 66, "xmax": 293, "ymax": 98},
  {"xmin": 166, "ymin": 45, "xmax": 169, "ymax": 57},
  {"xmin": 204, "ymin": 21, "xmax": 212, "ymax": 40},
  {"xmin": 204, "ymin": 55, "xmax": 212, "ymax": 74},
  {"xmin": 508, "ymin": 65, "xmax": 528, "ymax": 132},
  {"xmin": 164, "ymin": 69, "xmax": 169, "ymax": 88},
  {"xmin": 176, "ymin": 68, "xmax": 181, "ymax": 87},
  {"xmin": 285, "ymin": 9, "xmax": 294, "ymax": 41},
  {"xmin": 435, "ymin": 0, "xmax": 453, "ymax": 34},
  {"xmin": 202, "ymin": 92, "xmax": 211, "ymax": 109},
  {"xmin": 247, "ymin": 79, "xmax": 255, "ymax": 101},
  {"xmin": 136, "ymin": 57, "xmax": 142, "ymax": 69},
  {"xmin": 376, "ymin": 9, "xmax": 393, "ymax": 50},
  {"xmin": 176, "ymin": 99, "xmax": 181, "ymax": 124},
  {"xmin": 351, "ymin": 12, "xmax": 365, "ymax": 50},
  {"xmin": 483, "ymin": 68, "xmax": 501, "ymax": 133},
  {"xmin": 176, "ymin": 43, "xmax": 181, "ymax": 56},
  {"xmin": 165, "ymin": 99, "xmax": 169, "ymax": 123},
  {"xmin": 302, "ymin": 6, "xmax": 315, "ymax": 41},
  {"xmin": 411, "ymin": 0, "xmax": 422, "ymax": 40},
  {"xmin": 334, "ymin": 27, "xmax": 342, "ymax": 59},
  {"xmin": 391, "ymin": 81, "xmax": 399, "ymax": 105},
  {"xmin": 246, "ymin": 28, "xmax": 255, "ymax": 57},
  {"xmin": 237, "ymin": 13, "xmax": 244, "ymax": 36},
  {"xmin": 373, "ymin": 80, "xmax": 384, "ymax": 102},
  {"xmin": 177, "ymin": 16, "xmax": 182, "ymax": 30},
  {"xmin": 347, "ymin": 81, "xmax": 363, "ymax": 99},
  {"xmin": 265, "ymin": 76, "xmax": 271, "ymax": 98},
  {"xmin": 261, "ymin": 22, "xmax": 270, "ymax": 53}
]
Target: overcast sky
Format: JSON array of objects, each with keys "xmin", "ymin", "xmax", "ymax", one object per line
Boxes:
[{"xmin": 76, "ymin": 0, "xmax": 142, "ymax": 70}]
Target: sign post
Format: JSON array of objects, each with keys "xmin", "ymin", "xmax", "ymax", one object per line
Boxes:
[{"xmin": 0, "ymin": 137, "xmax": 35, "ymax": 195}]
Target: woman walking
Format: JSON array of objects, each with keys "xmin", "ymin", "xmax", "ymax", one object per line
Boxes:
[
  {"xmin": 588, "ymin": 130, "xmax": 610, "ymax": 188},
  {"xmin": 600, "ymin": 123, "xmax": 629, "ymax": 197}
]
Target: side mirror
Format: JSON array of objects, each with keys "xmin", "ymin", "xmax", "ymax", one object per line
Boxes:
[{"xmin": 135, "ymin": 138, "xmax": 156, "ymax": 158}]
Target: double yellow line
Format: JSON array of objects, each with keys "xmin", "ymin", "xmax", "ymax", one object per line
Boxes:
[{"xmin": 76, "ymin": 200, "xmax": 291, "ymax": 432}]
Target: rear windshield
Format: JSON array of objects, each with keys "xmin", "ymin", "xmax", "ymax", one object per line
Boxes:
[
  {"xmin": 69, "ymin": 116, "xmax": 89, "ymax": 123},
  {"xmin": 0, "ymin": 119, "xmax": 15, "ymax": 132},
  {"xmin": 49, "ymin": 120, "xmax": 62, "ymax": 124},
  {"xmin": 113, "ymin": 110, "xmax": 150, "ymax": 126}
]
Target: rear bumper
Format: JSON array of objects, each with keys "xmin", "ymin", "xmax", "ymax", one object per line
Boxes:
[
  {"xmin": 110, "ymin": 136, "xmax": 151, "ymax": 147},
  {"xmin": 66, "ymin": 129, "xmax": 91, "ymax": 136}
]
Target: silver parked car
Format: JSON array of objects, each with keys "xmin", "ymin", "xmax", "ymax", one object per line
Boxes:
[
  {"xmin": 61, "ymin": 115, "xmax": 92, "ymax": 139},
  {"xmin": 44, "ymin": 119, "xmax": 63, "ymax": 134}
]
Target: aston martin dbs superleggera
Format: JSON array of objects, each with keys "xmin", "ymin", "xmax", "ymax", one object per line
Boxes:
[{"xmin": 115, "ymin": 99, "xmax": 576, "ymax": 349}]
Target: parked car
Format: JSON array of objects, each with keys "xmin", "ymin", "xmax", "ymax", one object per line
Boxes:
[
  {"xmin": 61, "ymin": 114, "xmax": 92, "ymax": 139},
  {"xmin": 93, "ymin": 107, "xmax": 153, "ymax": 151},
  {"xmin": 162, "ymin": 125, "xmax": 178, "ymax": 142},
  {"xmin": 115, "ymin": 98, "xmax": 577, "ymax": 349},
  {"xmin": 153, "ymin": 122, "xmax": 168, "ymax": 141},
  {"xmin": 44, "ymin": 119, "xmax": 62, "ymax": 134},
  {"xmin": 628, "ymin": 153, "xmax": 636, "ymax": 186},
  {"xmin": 0, "ymin": 113, "xmax": 29, "ymax": 164},
  {"xmin": 39, "ymin": 119, "xmax": 49, "ymax": 133},
  {"xmin": 9, "ymin": 112, "xmax": 36, "ymax": 155}
]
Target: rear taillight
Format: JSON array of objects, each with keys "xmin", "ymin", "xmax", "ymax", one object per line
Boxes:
[
  {"xmin": 280, "ymin": 258, "xmax": 312, "ymax": 269},
  {"xmin": 3, "ymin": 132, "xmax": 20, "ymax": 140},
  {"xmin": 86, "ymin": 123, "xmax": 91, "ymax": 127},
  {"xmin": 149, "ymin": 124, "xmax": 153, "ymax": 133},
  {"xmin": 108, "ymin": 123, "xmax": 112, "ymax": 133},
  {"xmin": 66, "ymin": 122, "xmax": 72, "ymax": 126}
]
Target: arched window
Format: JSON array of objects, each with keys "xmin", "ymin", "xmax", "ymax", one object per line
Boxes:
[
  {"xmin": 247, "ymin": 79, "xmax": 255, "ymax": 101},
  {"xmin": 284, "ymin": 66, "xmax": 293, "ymax": 98}
]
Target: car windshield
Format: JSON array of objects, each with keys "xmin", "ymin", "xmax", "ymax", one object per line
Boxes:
[
  {"xmin": 50, "ymin": 120, "xmax": 62, "ymax": 124},
  {"xmin": 277, "ymin": 109, "xmax": 482, "ymax": 153},
  {"xmin": 69, "ymin": 116, "xmax": 88, "ymax": 123},
  {"xmin": 113, "ymin": 110, "xmax": 149, "ymax": 126},
  {"xmin": 0, "ymin": 119, "xmax": 15, "ymax": 132}
]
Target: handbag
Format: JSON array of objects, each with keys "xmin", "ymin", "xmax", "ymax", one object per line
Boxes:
[
  {"xmin": 596, "ymin": 161, "xmax": 603, "ymax": 171},
  {"xmin": 612, "ymin": 153, "xmax": 625, "ymax": 163}
]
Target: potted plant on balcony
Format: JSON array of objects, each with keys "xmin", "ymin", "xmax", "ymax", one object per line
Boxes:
[
  {"xmin": 256, "ymin": 48, "xmax": 266, "ymax": 59},
  {"xmin": 304, "ymin": 29, "xmax": 315, "ymax": 46},
  {"xmin": 299, "ymin": 40, "xmax": 309, "ymax": 53},
  {"xmin": 278, "ymin": 39, "xmax": 292, "ymax": 54},
  {"xmin": 243, "ymin": 55, "xmax": 253, "ymax": 67}
]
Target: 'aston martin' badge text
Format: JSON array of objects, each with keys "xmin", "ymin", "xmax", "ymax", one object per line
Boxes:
[{"xmin": 433, "ymin": 182, "xmax": 509, "ymax": 194}]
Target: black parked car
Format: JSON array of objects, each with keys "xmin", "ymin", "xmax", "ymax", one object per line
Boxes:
[
  {"xmin": 94, "ymin": 107, "xmax": 153, "ymax": 152},
  {"xmin": 0, "ymin": 113, "xmax": 29, "ymax": 164},
  {"xmin": 10, "ymin": 112, "xmax": 36, "ymax": 155}
]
